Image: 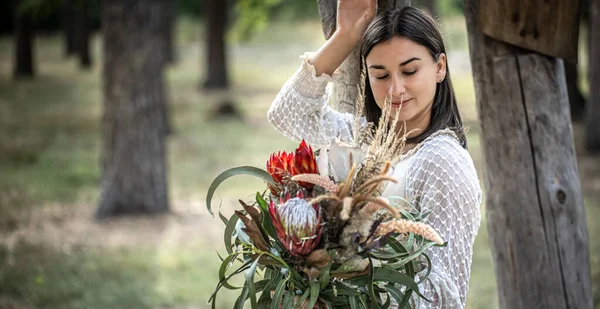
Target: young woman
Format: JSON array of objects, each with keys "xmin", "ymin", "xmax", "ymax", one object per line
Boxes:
[{"xmin": 268, "ymin": 1, "xmax": 481, "ymax": 308}]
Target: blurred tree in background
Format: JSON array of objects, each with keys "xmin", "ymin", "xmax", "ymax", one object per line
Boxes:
[{"xmin": 97, "ymin": 0, "xmax": 171, "ymax": 218}]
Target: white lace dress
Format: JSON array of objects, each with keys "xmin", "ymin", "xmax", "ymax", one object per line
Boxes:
[{"xmin": 267, "ymin": 54, "xmax": 482, "ymax": 309}]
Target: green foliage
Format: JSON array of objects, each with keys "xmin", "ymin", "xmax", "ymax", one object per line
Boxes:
[
  {"xmin": 229, "ymin": 0, "xmax": 283, "ymax": 42},
  {"xmin": 207, "ymin": 184, "xmax": 440, "ymax": 308}
]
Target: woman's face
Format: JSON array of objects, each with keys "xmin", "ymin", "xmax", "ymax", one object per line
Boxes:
[{"xmin": 366, "ymin": 36, "xmax": 446, "ymax": 125}]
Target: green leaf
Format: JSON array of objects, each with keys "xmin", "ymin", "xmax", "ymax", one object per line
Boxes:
[
  {"xmin": 319, "ymin": 261, "xmax": 332, "ymax": 288},
  {"xmin": 385, "ymin": 242, "xmax": 437, "ymax": 269},
  {"xmin": 367, "ymin": 257, "xmax": 382, "ymax": 309},
  {"xmin": 294, "ymin": 288, "xmax": 311, "ymax": 309},
  {"xmin": 206, "ymin": 166, "xmax": 275, "ymax": 216},
  {"xmin": 219, "ymin": 253, "xmax": 242, "ymax": 290},
  {"xmin": 306, "ymin": 281, "xmax": 320, "ymax": 309},
  {"xmin": 270, "ymin": 277, "xmax": 288, "ymax": 309},
  {"xmin": 385, "ymin": 285, "xmax": 406, "ymax": 308},
  {"xmin": 416, "ymin": 253, "xmax": 432, "ymax": 285},
  {"xmin": 259, "ymin": 269, "xmax": 282, "ymax": 307},
  {"xmin": 219, "ymin": 210, "xmax": 229, "ymax": 225},
  {"xmin": 255, "ymin": 193, "xmax": 279, "ymax": 240},
  {"xmin": 224, "ymin": 213, "xmax": 240, "ymax": 255},
  {"xmin": 373, "ymin": 268, "xmax": 419, "ymax": 292},
  {"xmin": 209, "ymin": 259, "xmax": 253, "ymax": 306},
  {"xmin": 282, "ymin": 290, "xmax": 294, "ymax": 309},
  {"xmin": 234, "ymin": 283, "xmax": 249, "ymax": 309},
  {"xmin": 349, "ymin": 296, "xmax": 360, "ymax": 309},
  {"xmin": 245, "ymin": 255, "xmax": 263, "ymax": 308}
]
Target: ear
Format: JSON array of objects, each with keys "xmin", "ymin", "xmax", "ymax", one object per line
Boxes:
[{"xmin": 436, "ymin": 53, "xmax": 447, "ymax": 83}]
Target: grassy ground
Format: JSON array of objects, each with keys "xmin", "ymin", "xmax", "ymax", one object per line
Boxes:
[{"xmin": 0, "ymin": 16, "xmax": 598, "ymax": 309}]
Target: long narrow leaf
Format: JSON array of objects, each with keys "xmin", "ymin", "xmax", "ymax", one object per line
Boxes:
[
  {"xmin": 259, "ymin": 269, "xmax": 282, "ymax": 306},
  {"xmin": 255, "ymin": 193, "xmax": 279, "ymax": 240},
  {"xmin": 366, "ymin": 257, "xmax": 382, "ymax": 309},
  {"xmin": 206, "ymin": 166, "xmax": 274, "ymax": 216},
  {"xmin": 306, "ymin": 281, "xmax": 320, "ymax": 309},
  {"xmin": 270, "ymin": 277, "xmax": 288, "ymax": 309},
  {"xmin": 294, "ymin": 287, "xmax": 311, "ymax": 309},
  {"xmin": 224, "ymin": 213, "xmax": 240, "ymax": 254},
  {"xmin": 219, "ymin": 253, "xmax": 242, "ymax": 290},
  {"xmin": 245, "ymin": 255, "xmax": 263, "ymax": 308},
  {"xmin": 349, "ymin": 296, "xmax": 360, "ymax": 309}
]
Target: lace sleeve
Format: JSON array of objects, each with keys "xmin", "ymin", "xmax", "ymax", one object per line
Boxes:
[
  {"xmin": 406, "ymin": 134, "xmax": 482, "ymax": 309},
  {"xmin": 267, "ymin": 53, "xmax": 358, "ymax": 148}
]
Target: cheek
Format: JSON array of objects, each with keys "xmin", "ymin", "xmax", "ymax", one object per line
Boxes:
[
  {"xmin": 410, "ymin": 75, "xmax": 437, "ymax": 102},
  {"xmin": 368, "ymin": 80, "xmax": 389, "ymax": 108}
]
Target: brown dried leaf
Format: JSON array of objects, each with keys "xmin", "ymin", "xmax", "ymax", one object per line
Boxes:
[
  {"xmin": 305, "ymin": 249, "xmax": 331, "ymax": 269},
  {"xmin": 234, "ymin": 210, "xmax": 269, "ymax": 251}
]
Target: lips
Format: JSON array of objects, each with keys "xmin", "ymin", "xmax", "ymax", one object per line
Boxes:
[{"xmin": 391, "ymin": 98, "xmax": 412, "ymax": 106}]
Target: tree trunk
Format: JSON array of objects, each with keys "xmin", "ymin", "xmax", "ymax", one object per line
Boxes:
[
  {"xmin": 586, "ymin": 0, "xmax": 600, "ymax": 152},
  {"xmin": 162, "ymin": 0, "xmax": 176, "ymax": 64},
  {"xmin": 316, "ymin": 0, "xmax": 408, "ymax": 114},
  {"xmin": 13, "ymin": 0, "xmax": 34, "ymax": 78},
  {"xmin": 63, "ymin": 0, "xmax": 77, "ymax": 57},
  {"xmin": 203, "ymin": 0, "xmax": 228, "ymax": 89},
  {"xmin": 421, "ymin": 0, "xmax": 437, "ymax": 17},
  {"xmin": 565, "ymin": 61, "xmax": 586, "ymax": 121},
  {"xmin": 97, "ymin": 0, "xmax": 169, "ymax": 218},
  {"xmin": 75, "ymin": 0, "xmax": 92, "ymax": 69},
  {"xmin": 463, "ymin": 1, "xmax": 593, "ymax": 309}
]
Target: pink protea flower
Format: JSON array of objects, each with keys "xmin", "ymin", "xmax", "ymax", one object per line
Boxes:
[{"xmin": 268, "ymin": 195, "xmax": 322, "ymax": 256}]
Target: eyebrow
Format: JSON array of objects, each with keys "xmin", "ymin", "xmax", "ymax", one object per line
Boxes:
[{"xmin": 368, "ymin": 57, "xmax": 422, "ymax": 69}]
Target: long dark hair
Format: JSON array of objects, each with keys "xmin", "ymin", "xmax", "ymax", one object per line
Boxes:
[{"xmin": 360, "ymin": 6, "xmax": 467, "ymax": 148}]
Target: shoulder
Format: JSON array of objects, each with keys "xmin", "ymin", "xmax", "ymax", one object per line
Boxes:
[{"xmin": 407, "ymin": 131, "xmax": 480, "ymax": 194}]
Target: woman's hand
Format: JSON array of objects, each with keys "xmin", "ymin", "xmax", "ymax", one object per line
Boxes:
[
  {"xmin": 308, "ymin": 0, "xmax": 377, "ymax": 76},
  {"xmin": 336, "ymin": 0, "xmax": 378, "ymax": 43}
]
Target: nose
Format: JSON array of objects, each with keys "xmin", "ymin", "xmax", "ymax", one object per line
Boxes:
[{"xmin": 388, "ymin": 75, "xmax": 406, "ymax": 98}]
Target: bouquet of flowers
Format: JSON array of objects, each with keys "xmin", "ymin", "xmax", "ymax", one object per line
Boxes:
[{"xmin": 206, "ymin": 95, "xmax": 445, "ymax": 308}]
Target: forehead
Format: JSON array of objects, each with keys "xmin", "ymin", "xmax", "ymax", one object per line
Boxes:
[{"xmin": 366, "ymin": 37, "xmax": 430, "ymax": 65}]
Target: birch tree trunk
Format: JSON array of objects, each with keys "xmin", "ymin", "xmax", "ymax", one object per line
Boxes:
[
  {"xmin": 97, "ymin": 0, "xmax": 169, "ymax": 218},
  {"xmin": 462, "ymin": 0, "xmax": 593, "ymax": 308}
]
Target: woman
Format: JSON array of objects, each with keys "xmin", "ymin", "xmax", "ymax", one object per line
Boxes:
[{"xmin": 267, "ymin": 1, "xmax": 482, "ymax": 308}]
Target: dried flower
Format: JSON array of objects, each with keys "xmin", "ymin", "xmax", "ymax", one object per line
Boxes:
[{"xmin": 375, "ymin": 219, "xmax": 444, "ymax": 245}]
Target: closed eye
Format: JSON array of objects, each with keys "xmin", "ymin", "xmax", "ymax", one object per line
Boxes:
[
  {"xmin": 403, "ymin": 70, "xmax": 417, "ymax": 76},
  {"xmin": 375, "ymin": 74, "xmax": 389, "ymax": 80}
]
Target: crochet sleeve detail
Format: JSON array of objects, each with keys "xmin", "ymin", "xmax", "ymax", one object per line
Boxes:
[
  {"xmin": 267, "ymin": 53, "xmax": 360, "ymax": 148},
  {"xmin": 406, "ymin": 134, "xmax": 483, "ymax": 309}
]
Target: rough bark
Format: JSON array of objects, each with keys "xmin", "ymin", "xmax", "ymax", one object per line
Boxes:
[
  {"xmin": 13, "ymin": 0, "xmax": 34, "ymax": 78},
  {"xmin": 203, "ymin": 0, "xmax": 228, "ymax": 89},
  {"xmin": 463, "ymin": 1, "xmax": 593, "ymax": 308},
  {"xmin": 316, "ymin": 0, "xmax": 409, "ymax": 114},
  {"xmin": 74, "ymin": 0, "xmax": 92, "ymax": 69},
  {"xmin": 63, "ymin": 0, "xmax": 77, "ymax": 56},
  {"xmin": 477, "ymin": 0, "xmax": 579, "ymax": 63},
  {"xmin": 586, "ymin": 0, "xmax": 600, "ymax": 152},
  {"xmin": 97, "ymin": 0, "xmax": 169, "ymax": 218}
]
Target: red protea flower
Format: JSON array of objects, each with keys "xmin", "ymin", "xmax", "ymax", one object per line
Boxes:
[
  {"xmin": 266, "ymin": 151, "xmax": 296, "ymax": 194},
  {"xmin": 267, "ymin": 140, "xmax": 319, "ymax": 193},
  {"xmin": 269, "ymin": 195, "xmax": 322, "ymax": 256},
  {"xmin": 294, "ymin": 140, "xmax": 319, "ymax": 189}
]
